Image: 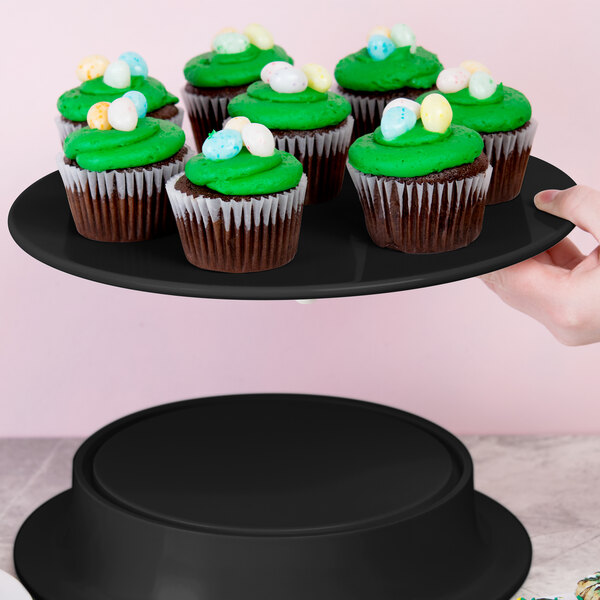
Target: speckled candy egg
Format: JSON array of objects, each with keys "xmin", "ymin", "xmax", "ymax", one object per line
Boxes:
[
  {"xmin": 213, "ymin": 32, "xmax": 250, "ymax": 54},
  {"xmin": 241, "ymin": 123, "xmax": 275, "ymax": 157},
  {"xmin": 383, "ymin": 98, "xmax": 421, "ymax": 119},
  {"xmin": 380, "ymin": 106, "xmax": 417, "ymax": 140},
  {"xmin": 107, "ymin": 97, "xmax": 138, "ymax": 131},
  {"xmin": 225, "ymin": 116, "xmax": 251, "ymax": 133},
  {"xmin": 302, "ymin": 64, "xmax": 332, "ymax": 93},
  {"xmin": 436, "ymin": 68, "xmax": 471, "ymax": 94},
  {"xmin": 367, "ymin": 34, "xmax": 395, "ymax": 61},
  {"xmin": 76, "ymin": 55, "xmax": 109, "ymax": 82},
  {"xmin": 87, "ymin": 102, "xmax": 112, "ymax": 130},
  {"xmin": 368, "ymin": 26, "xmax": 391, "ymax": 40},
  {"xmin": 390, "ymin": 24, "xmax": 416, "ymax": 52},
  {"xmin": 260, "ymin": 61, "xmax": 292, "ymax": 84},
  {"xmin": 202, "ymin": 129, "xmax": 243, "ymax": 160},
  {"xmin": 469, "ymin": 71, "xmax": 497, "ymax": 99},
  {"xmin": 244, "ymin": 24, "xmax": 274, "ymax": 50},
  {"xmin": 420, "ymin": 93, "xmax": 453, "ymax": 134},
  {"xmin": 460, "ymin": 60, "xmax": 491, "ymax": 75},
  {"xmin": 103, "ymin": 60, "xmax": 131, "ymax": 89},
  {"xmin": 270, "ymin": 67, "xmax": 308, "ymax": 94},
  {"xmin": 118, "ymin": 52, "xmax": 148, "ymax": 78},
  {"xmin": 122, "ymin": 90, "xmax": 147, "ymax": 118}
]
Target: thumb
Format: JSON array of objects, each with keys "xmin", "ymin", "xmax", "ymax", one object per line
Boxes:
[{"xmin": 534, "ymin": 185, "xmax": 600, "ymax": 241}]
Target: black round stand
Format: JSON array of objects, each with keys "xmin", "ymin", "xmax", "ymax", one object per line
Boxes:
[{"xmin": 14, "ymin": 394, "xmax": 531, "ymax": 600}]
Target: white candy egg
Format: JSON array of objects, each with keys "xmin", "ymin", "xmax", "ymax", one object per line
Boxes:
[
  {"xmin": 260, "ymin": 61, "xmax": 292, "ymax": 84},
  {"xmin": 383, "ymin": 98, "xmax": 421, "ymax": 119},
  {"xmin": 469, "ymin": 70, "xmax": 497, "ymax": 99},
  {"xmin": 242, "ymin": 123, "xmax": 275, "ymax": 157},
  {"xmin": 270, "ymin": 66, "xmax": 308, "ymax": 94},
  {"xmin": 244, "ymin": 24, "xmax": 274, "ymax": 50},
  {"xmin": 103, "ymin": 60, "xmax": 131, "ymax": 89},
  {"xmin": 225, "ymin": 116, "xmax": 251, "ymax": 133},
  {"xmin": 460, "ymin": 60, "xmax": 491, "ymax": 75},
  {"xmin": 212, "ymin": 32, "xmax": 250, "ymax": 54},
  {"xmin": 390, "ymin": 24, "xmax": 416, "ymax": 52},
  {"xmin": 107, "ymin": 97, "xmax": 138, "ymax": 131},
  {"xmin": 0, "ymin": 570, "xmax": 32, "ymax": 600},
  {"xmin": 436, "ymin": 68, "xmax": 471, "ymax": 94}
]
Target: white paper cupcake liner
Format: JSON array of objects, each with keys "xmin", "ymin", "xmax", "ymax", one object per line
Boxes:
[
  {"xmin": 482, "ymin": 119, "xmax": 537, "ymax": 162},
  {"xmin": 347, "ymin": 162, "xmax": 493, "ymax": 253},
  {"xmin": 56, "ymin": 146, "xmax": 192, "ymax": 242}
]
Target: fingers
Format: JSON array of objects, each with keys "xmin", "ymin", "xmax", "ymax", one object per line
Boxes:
[
  {"xmin": 545, "ymin": 237, "xmax": 585, "ymax": 269},
  {"xmin": 534, "ymin": 185, "xmax": 600, "ymax": 241}
]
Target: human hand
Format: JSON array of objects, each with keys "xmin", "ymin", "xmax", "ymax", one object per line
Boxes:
[{"xmin": 480, "ymin": 185, "xmax": 600, "ymax": 346}]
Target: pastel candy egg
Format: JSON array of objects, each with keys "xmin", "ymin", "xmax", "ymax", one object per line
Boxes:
[
  {"xmin": 103, "ymin": 60, "xmax": 131, "ymax": 89},
  {"xmin": 241, "ymin": 123, "xmax": 275, "ymax": 157},
  {"xmin": 122, "ymin": 90, "xmax": 147, "ymax": 118},
  {"xmin": 260, "ymin": 61, "xmax": 292, "ymax": 84},
  {"xmin": 213, "ymin": 32, "xmax": 250, "ymax": 54},
  {"xmin": 469, "ymin": 70, "xmax": 497, "ymax": 99},
  {"xmin": 118, "ymin": 52, "xmax": 148, "ymax": 78},
  {"xmin": 86, "ymin": 102, "xmax": 112, "ymax": 130},
  {"xmin": 436, "ymin": 67, "xmax": 471, "ymax": 94},
  {"xmin": 421, "ymin": 93, "xmax": 452, "ymax": 133},
  {"xmin": 367, "ymin": 35, "xmax": 396, "ymax": 61},
  {"xmin": 302, "ymin": 63, "xmax": 332, "ymax": 93},
  {"xmin": 216, "ymin": 27, "xmax": 237, "ymax": 35},
  {"xmin": 383, "ymin": 98, "xmax": 421, "ymax": 119},
  {"xmin": 224, "ymin": 116, "xmax": 251, "ymax": 133},
  {"xmin": 390, "ymin": 24, "xmax": 416, "ymax": 52},
  {"xmin": 202, "ymin": 129, "xmax": 243, "ymax": 160},
  {"xmin": 107, "ymin": 97, "xmax": 138, "ymax": 131},
  {"xmin": 380, "ymin": 106, "xmax": 417, "ymax": 140},
  {"xmin": 244, "ymin": 24, "xmax": 274, "ymax": 50},
  {"xmin": 76, "ymin": 55, "xmax": 109, "ymax": 82},
  {"xmin": 460, "ymin": 60, "xmax": 491, "ymax": 75},
  {"xmin": 270, "ymin": 66, "xmax": 308, "ymax": 94},
  {"xmin": 368, "ymin": 26, "xmax": 391, "ymax": 40}
]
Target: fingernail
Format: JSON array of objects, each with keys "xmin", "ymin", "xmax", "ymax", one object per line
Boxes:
[{"xmin": 534, "ymin": 189, "xmax": 559, "ymax": 207}]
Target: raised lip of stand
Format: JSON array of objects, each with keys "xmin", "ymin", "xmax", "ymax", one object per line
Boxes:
[{"xmin": 71, "ymin": 394, "xmax": 474, "ymax": 537}]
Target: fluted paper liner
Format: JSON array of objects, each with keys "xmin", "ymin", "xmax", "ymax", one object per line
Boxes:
[
  {"xmin": 166, "ymin": 173, "xmax": 307, "ymax": 273},
  {"xmin": 56, "ymin": 146, "xmax": 192, "ymax": 242},
  {"xmin": 347, "ymin": 163, "xmax": 493, "ymax": 253}
]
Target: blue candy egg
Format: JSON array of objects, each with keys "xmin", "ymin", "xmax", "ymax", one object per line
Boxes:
[
  {"xmin": 380, "ymin": 106, "xmax": 417, "ymax": 140},
  {"xmin": 367, "ymin": 35, "xmax": 395, "ymax": 61},
  {"xmin": 122, "ymin": 90, "xmax": 148, "ymax": 118},
  {"xmin": 202, "ymin": 129, "xmax": 243, "ymax": 160},
  {"xmin": 118, "ymin": 52, "xmax": 148, "ymax": 78}
]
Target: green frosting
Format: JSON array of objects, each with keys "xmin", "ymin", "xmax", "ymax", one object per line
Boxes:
[
  {"xmin": 184, "ymin": 44, "xmax": 293, "ymax": 87},
  {"xmin": 228, "ymin": 82, "xmax": 351, "ymax": 130},
  {"xmin": 348, "ymin": 122, "xmax": 483, "ymax": 178},
  {"xmin": 64, "ymin": 117, "xmax": 185, "ymax": 172},
  {"xmin": 417, "ymin": 85, "xmax": 532, "ymax": 133},
  {"xmin": 185, "ymin": 147, "xmax": 302, "ymax": 195},
  {"xmin": 58, "ymin": 76, "xmax": 178, "ymax": 122},
  {"xmin": 334, "ymin": 45, "xmax": 443, "ymax": 92}
]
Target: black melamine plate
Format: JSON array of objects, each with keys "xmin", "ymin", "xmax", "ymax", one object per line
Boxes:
[{"xmin": 8, "ymin": 157, "xmax": 574, "ymax": 300}]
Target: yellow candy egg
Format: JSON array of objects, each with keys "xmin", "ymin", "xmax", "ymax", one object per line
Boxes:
[
  {"xmin": 420, "ymin": 93, "xmax": 452, "ymax": 134},
  {"xmin": 301, "ymin": 64, "xmax": 332, "ymax": 93},
  {"xmin": 243, "ymin": 24, "xmax": 274, "ymax": 50},
  {"xmin": 86, "ymin": 102, "xmax": 112, "ymax": 130},
  {"xmin": 76, "ymin": 55, "xmax": 109, "ymax": 82},
  {"xmin": 368, "ymin": 26, "xmax": 391, "ymax": 40},
  {"xmin": 216, "ymin": 27, "xmax": 237, "ymax": 35},
  {"xmin": 460, "ymin": 60, "xmax": 491, "ymax": 75}
]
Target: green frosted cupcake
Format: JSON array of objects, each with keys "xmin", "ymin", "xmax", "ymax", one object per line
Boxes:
[
  {"xmin": 347, "ymin": 94, "xmax": 491, "ymax": 253},
  {"xmin": 182, "ymin": 25, "xmax": 293, "ymax": 151},
  {"xmin": 228, "ymin": 62, "xmax": 353, "ymax": 205},
  {"xmin": 334, "ymin": 24, "xmax": 443, "ymax": 139}
]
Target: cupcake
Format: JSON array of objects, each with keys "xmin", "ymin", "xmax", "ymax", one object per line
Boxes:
[
  {"xmin": 347, "ymin": 94, "xmax": 492, "ymax": 253},
  {"xmin": 58, "ymin": 93, "xmax": 190, "ymax": 242},
  {"xmin": 418, "ymin": 62, "xmax": 535, "ymax": 205},
  {"xmin": 334, "ymin": 24, "xmax": 443, "ymax": 139},
  {"xmin": 166, "ymin": 120, "xmax": 306, "ymax": 272},
  {"xmin": 228, "ymin": 62, "xmax": 353, "ymax": 205},
  {"xmin": 576, "ymin": 573, "xmax": 600, "ymax": 600},
  {"xmin": 57, "ymin": 52, "xmax": 183, "ymax": 144},
  {"xmin": 183, "ymin": 25, "xmax": 293, "ymax": 151}
]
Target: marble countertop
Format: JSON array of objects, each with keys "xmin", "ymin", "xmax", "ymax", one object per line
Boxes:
[{"xmin": 1, "ymin": 436, "xmax": 598, "ymax": 599}]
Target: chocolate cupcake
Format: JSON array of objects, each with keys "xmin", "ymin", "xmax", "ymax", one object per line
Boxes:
[
  {"xmin": 228, "ymin": 62, "xmax": 352, "ymax": 205},
  {"xmin": 166, "ymin": 122, "xmax": 307, "ymax": 273},
  {"xmin": 347, "ymin": 94, "xmax": 492, "ymax": 253},
  {"xmin": 419, "ymin": 63, "xmax": 535, "ymax": 205},
  {"xmin": 56, "ymin": 52, "xmax": 183, "ymax": 144},
  {"xmin": 183, "ymin": 25, "xmax": 293, "ymax": 151},
  {"xmin": 57, "ymin": 94, "xmax": 189, "ymax": 242},
  {"xmin": 334, "ymin": 24, "xmax": 443, "ymax": 139}
]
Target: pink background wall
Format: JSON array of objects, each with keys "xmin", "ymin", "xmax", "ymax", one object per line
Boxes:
[{"xmin": 1, "ymin": 0, "xmax": 599, "ymax": 437}]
